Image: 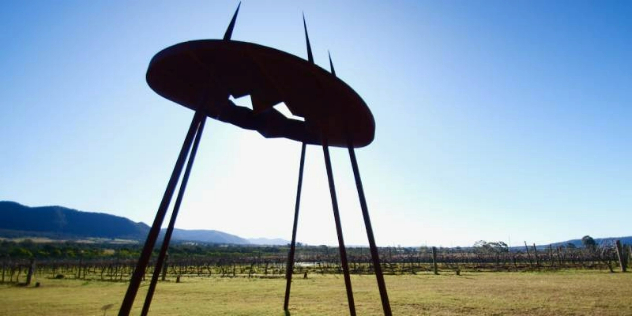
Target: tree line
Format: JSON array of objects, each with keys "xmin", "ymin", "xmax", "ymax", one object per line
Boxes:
[{"xmin": 1, "ymin": 235, "xmax": 629, "ymax": 284}]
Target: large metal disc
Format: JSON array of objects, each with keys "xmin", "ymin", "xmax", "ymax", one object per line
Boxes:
[{"xmin": 146, "ymin": 40, "xmax": 375, "ymax": 148}]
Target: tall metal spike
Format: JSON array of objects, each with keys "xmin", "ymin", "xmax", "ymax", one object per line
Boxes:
[
  {"xmin": 328, "ymin": 51, "xmax": 336, "ymax": 76},
  {"xmin": 303, "ymin": 13, "xmax": 314, "ymax": 64},
  {"xmin": 223, "ymin": 2, "xmax": 241, "ymax": 41}
]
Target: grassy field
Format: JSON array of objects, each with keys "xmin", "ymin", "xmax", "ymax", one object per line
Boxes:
[{"xmin": 1, "ymin": 270, "xmax": 630, "ymax": 315}]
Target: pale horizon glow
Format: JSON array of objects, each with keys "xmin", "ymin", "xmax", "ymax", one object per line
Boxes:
[{"xmin": 1, "ymin": 1, "xmax": 630, "ymax": 247}]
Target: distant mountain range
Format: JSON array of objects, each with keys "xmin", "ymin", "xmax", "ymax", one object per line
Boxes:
[
  {"xmin": 0, "ymin": 201, "xmax": 288, "ymax": 245},
  {"xmin": 549, "ymin": 236, "xmax": 632, "ymax": 248},
  {"xmin": 2, "ymin": 201, "xmax": 628, "ymax": 248},
  {"xmin": 0, "ymin": 201, "xmax": 149, "ymax": 240},
  {"xmin": 162, "ymin": 228, "xmax": 248, "ymax": 244},
  {"xmin": 247, "ymin": 237, "xmax": 291, "ymax": 245}
]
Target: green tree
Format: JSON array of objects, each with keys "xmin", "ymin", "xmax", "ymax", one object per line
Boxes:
[
  {"xmin": 9, "ymin": 247, "xmax": 32, "ymax": 258},
  {"xmin": 582, "ymin": 235, "xmax": 597, "ymax": 251}
]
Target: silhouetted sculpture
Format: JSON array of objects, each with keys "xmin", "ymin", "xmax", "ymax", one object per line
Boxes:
[{"xmin": 119, "ymin": 4, "xmax": 391, "ymax": 316}]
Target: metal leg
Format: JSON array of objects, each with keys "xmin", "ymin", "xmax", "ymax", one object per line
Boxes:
[
  {"xmin": 348, "ymin": 144, "xmax": 392, "ymax": 316},
  {"xmin": 322, "ymin": 139, "xmax": 356, "ymax": 316},
  {"xmin": 283, "ymin": 142, "xmax": 307, "ymax": 311},
  {"xmin": 119, "ymin": 111, "xmax": 204, "ymax": 316},
  {"xmin": 140, "ymin": 117, "xmax": 206, "ymax": 316}
]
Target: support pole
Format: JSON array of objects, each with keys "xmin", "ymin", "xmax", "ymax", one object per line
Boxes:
[
  {"xmin": 347, "ymin": 144, "xmax": 392, "ymax": 316},
  {"xmin": 533, "ymin": 243, "xmax": 540, "ymax": 266},
  {"xmin": 141, "ymin": 117, "xmax": 207, "ymax": 316},
  {"xmin": 322, "ymin": 139, "xmax": 356, "ymax": 316},
  {"xmin": 524, "ymin": 241, "xmax": 533, "ymax": 266},
  {"xmin": 615, "ymin": 240, "xmax": 627, "ymax": 273},
  {"xmin": 119, "ymin": 111, "xmax": 204, "ymax": 316},
  {"xmin": 284, "ymin": 142, "xmax": 307, "ymax": 311},
  {"xmin": 26, "ymin": 258, "xmax": 35, "ymax": 286},
  {"xmin": 432, "ymin": 246, "xmax": 439, "ymax": 275}
]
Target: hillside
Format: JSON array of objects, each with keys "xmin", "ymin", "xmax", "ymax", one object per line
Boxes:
[
  {"xmin": 0, "ymin": 201, "xmax": 288, "ymax": 245},
  {"xmin": 2, "ymin": 201, "xmax": 625, "ymax": 248},
  {"xmin": 247, "ymin": 237, "xmax": 290, "ymax": 245},
  {"xmin": 0, "ymin": 201, "xmax": 149, "ymax": 240},
  {"xmin": 161, "ymin": 228, "xmax": 249, "ymax": 244},
  {"xmin": 550, "ymin": 236, "xmax": 632, "ymax": 248}
]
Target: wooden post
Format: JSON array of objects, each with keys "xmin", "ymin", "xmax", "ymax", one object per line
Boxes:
[
  {"xmin": 524, "ymin": 242, "xmax": 533, "ymax": 266},
  {"xmin": 26, "ymin": 258, "xmax": 35, "ymax": 286},
  {"xmin": 615, "ymin": 240, "xmax": 627, "ymax": 272},
  {"xmin": 432, "ymin": 247, "xmax": 439, "ymax": 275},
  {"xmin": 162, "ymin": 253, "xmax": 169, "ymax": 281},
  {"xmin": 532, "ymin": 243, "xmax": 540, "ymax": 266},
  {"xmin": 629, "ymin": 245, "xmax": 632, "ymax": 269}
]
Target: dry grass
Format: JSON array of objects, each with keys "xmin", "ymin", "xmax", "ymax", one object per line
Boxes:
[{"xmin": 0, "ymin": 270, "xmax": 630, "ymax": 315}]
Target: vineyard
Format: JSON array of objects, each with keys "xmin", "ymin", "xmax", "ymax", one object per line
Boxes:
[{"xmin": 1, "ymin": 239, "xmax": 629, "ymax": 285}]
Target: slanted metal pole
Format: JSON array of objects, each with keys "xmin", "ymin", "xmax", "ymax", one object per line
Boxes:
[
  {"xmin": 322, "ymin": 139, "xmax": 356, "ymax": 316},
  {"xmin": 284, "ymin": 142, "xmax": 307, "ymax": 311},
  {"xmin": 119, "ymin": 111, "xmax": 204, "ymax": 316},
  {"xmin": 141, "ymin": 117, "xmax": 206, "ymax": 316},
  {"xmin": 347, "ymin": 143, "xmax": 392, "ymax": 316}
]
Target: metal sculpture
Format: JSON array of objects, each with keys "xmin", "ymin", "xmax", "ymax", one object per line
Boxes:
[{"xmin": 119, "ymin": 4, "xmax": 391, "ymax": 315}]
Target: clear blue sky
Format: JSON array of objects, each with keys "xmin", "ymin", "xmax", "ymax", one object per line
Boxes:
[{"xmin": 1, "ymin": 1, "xmax": 630, "ymax": 247}]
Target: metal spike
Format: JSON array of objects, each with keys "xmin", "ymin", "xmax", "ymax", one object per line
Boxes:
[
  {"xmin": 302, "ymin": 13, "xmax": 314, "ymax": 64},
  {"xmin": 223, "ymin": 2, "xmax": 241, "ymax": 41},
  {"xmin": 328, "ymin": 51, "xmax": 336, "ymax": 76}
]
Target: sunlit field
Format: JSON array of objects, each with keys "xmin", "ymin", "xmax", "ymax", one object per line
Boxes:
[{"xmin": 1, "ymin": 270, "xmax": 631, "ymax": 315}]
